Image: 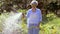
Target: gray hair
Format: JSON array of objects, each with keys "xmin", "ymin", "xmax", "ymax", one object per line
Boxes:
[{"xmin": 30, "ymin": 1, "xmax": 38, "ymax": 6}]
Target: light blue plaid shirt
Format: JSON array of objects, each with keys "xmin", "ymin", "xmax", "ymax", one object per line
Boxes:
[{"xmin": 27, "ymin": 8, "xmax": 42, "ymax": 25}]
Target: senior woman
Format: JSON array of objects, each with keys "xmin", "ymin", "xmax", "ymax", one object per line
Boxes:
[{"xmin": 26, "ymin": 0, "xmax": 42, "ymax": 34}]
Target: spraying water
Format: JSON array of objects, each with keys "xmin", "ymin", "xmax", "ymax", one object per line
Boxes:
[{"xmin": 2, "ymin": 12, "xmax": 23, "ymax": 34}]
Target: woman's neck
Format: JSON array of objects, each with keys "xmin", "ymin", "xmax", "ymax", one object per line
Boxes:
[{"xmin": 32, "ymin": 7, "xmax": 36, "ymax": 12}]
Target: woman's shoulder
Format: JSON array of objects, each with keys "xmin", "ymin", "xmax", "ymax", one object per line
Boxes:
[
  {"xmin": 27, "ymin": 9, "xmax": 32, "ymax": 13},
  {"xmin": 27, "ymin": 9, "xmax": 32, "ymax": 12}
]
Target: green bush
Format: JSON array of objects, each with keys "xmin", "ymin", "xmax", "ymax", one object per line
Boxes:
[{"xmin": 40, "ymin": 13, "xmax": 60, "ymax": 34}]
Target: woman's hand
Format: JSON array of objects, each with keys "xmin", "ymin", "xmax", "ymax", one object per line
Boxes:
[
  {"xmin": 36, "ymin": 22, "xmax": 42, "ymax": 29},
  {"xmin": 22, "ymin": 13, "xmax": 25, "ymax": 18}
]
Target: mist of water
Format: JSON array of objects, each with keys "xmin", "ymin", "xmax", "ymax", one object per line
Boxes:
[{"xmin": 2, "ymin": 12, "xmax": 23, "ymax": 34}]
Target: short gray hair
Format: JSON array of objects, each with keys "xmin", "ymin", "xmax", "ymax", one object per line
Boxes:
[{"xmin": 30, "ymin": 1, "xmax": 38, "ymax": 6}]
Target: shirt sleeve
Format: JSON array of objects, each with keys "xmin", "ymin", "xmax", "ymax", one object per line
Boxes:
[
  {"xmin": 38, "ymin": 9, "xmax": 42, "ymax": 22},
  {"xmin": 26, "ymin": 10, "xmax": 30, "ymax": 18}
]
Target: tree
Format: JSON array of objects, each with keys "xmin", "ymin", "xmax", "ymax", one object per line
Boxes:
[{"xmin": 0, "ymin": 0, "xmax": 26, "ymax": 13}]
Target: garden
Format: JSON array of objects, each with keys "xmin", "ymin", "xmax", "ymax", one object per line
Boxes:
[{"xmin": 0, "ymin": 0, "xmax": 60, "ymax": 34}]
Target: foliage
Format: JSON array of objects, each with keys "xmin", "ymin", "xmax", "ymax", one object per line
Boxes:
[
  {"xmin": 45, "ymin": 1, "xmax": 60, "ymax": 12},
  {"xmin": 0, "ymin": 0, "xmax": 27, "ymax": 13},
  {"xmin": 40, "ymin": 13, "xmax": 60, "ymax": 34}
]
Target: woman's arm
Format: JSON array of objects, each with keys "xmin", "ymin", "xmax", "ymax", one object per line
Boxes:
[
  {"xmin": 37, "ymin": 9, "xmax": 42, "ymax": 28},
  {"xmin": 22, "ymin": 10, "xmax": 30, "ymax": 18}
]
